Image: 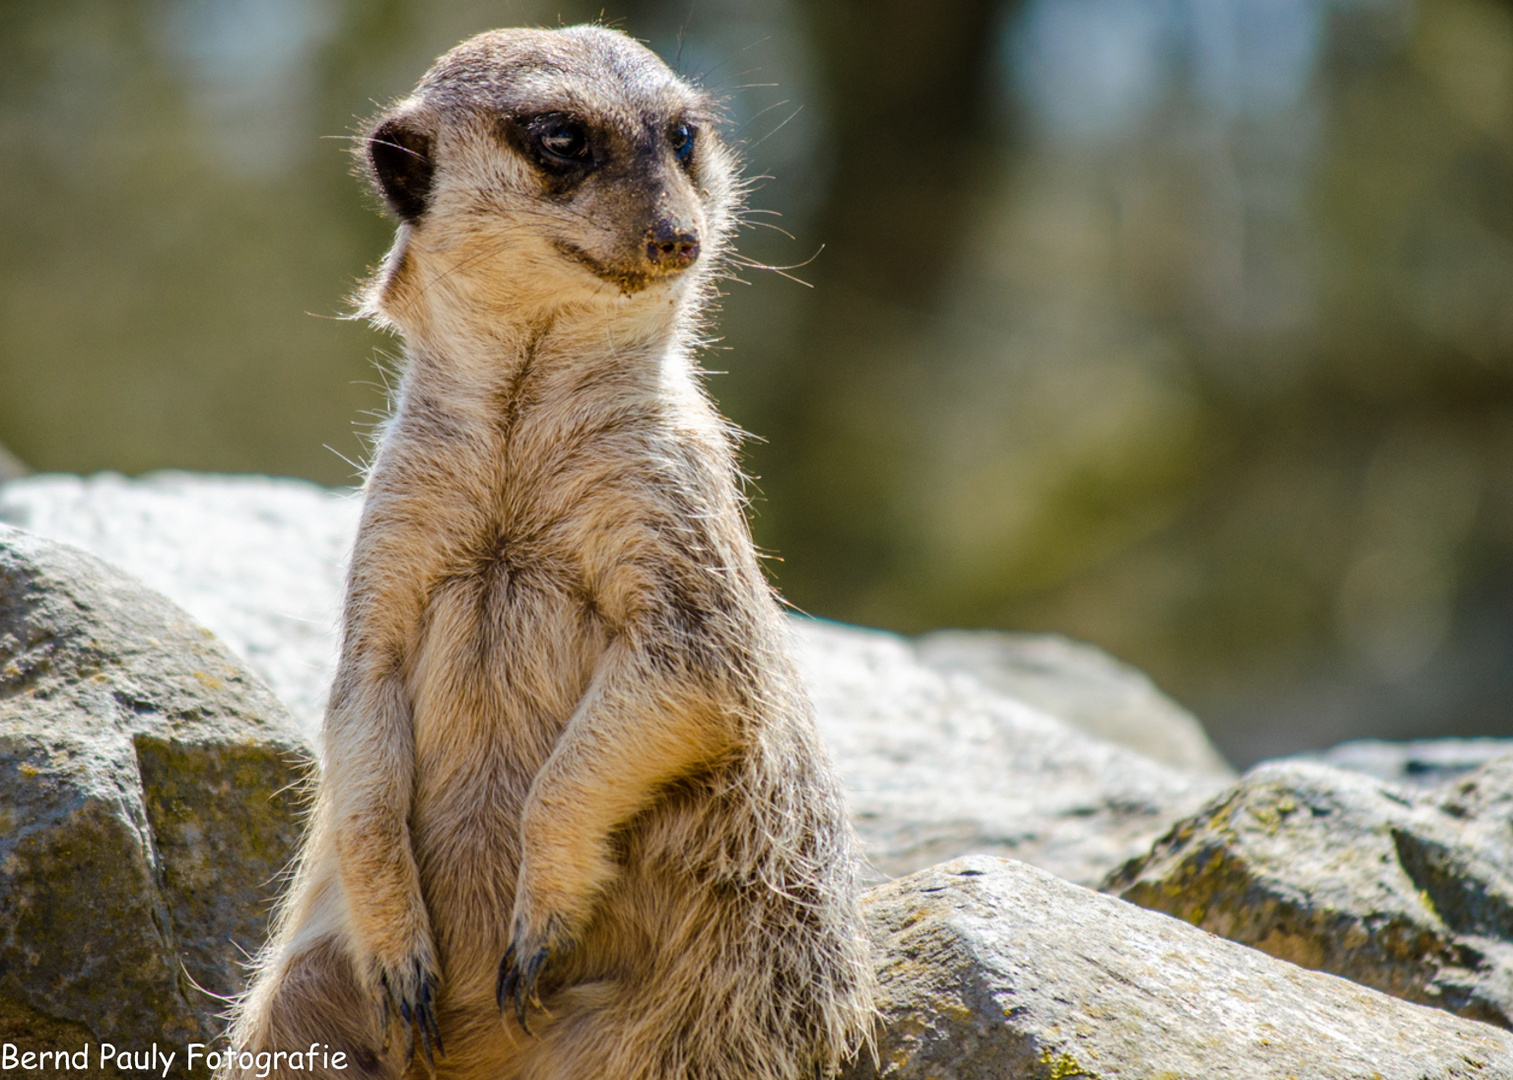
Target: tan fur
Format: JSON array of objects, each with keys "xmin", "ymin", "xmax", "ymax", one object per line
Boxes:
[{"xmin": 223, "ymin": 26, "xmax": 874, "ymax": 1080}]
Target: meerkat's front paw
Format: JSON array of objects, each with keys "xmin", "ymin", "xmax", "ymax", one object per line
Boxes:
[
  {"xmin": 495, "ymin": 908, "xmax": 575, "ymax": 1034},
  {"xmin": 499, "ymin": 808, "xmax": 615, "ymax": 1031},
  {"xmin": 373, "ymin": 953, "xmax": 444, "ymax": 1067}
]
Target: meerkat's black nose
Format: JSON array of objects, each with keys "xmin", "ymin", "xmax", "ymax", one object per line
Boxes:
[{"xmin": 647, "ymin": 221, "xmax": 700, "ymax": 270}]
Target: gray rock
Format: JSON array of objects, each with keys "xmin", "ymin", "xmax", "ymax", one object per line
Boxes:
[
  {"xmin": 845, "ymin": 856, "xmax": 1513, "ymax": 1080},
  {"xmin": 0, "ymin": 524, "xmax": 312, "ymax": 1059},
  {"xmin": 1104, "ymin": 757, "xmax": 1513, "ymax": 1028},
  {"xmin": 0, "ymin": 471, "xmax": 359, "ymax": 739},
  {"xmin": 796, "ymin": 620, "xmax": 1229, "ymax": 884},
  {"xmin": 915, "ymin": 628, "xmax": 1234, "ymax": 777},
  {"xmin": 1298, "ymin": 737, "xmax": 1513, "ymax": 787},
  {"xmin": 0, "ymin": 473, "xmax": 1229, "ymax": 885}
]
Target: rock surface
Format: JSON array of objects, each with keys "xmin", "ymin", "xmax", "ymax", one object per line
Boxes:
[
  {"xmin": 796, "ymin": 620, "xmax": 1228, "ymax": 883},
  {"xmin": 0, "ymin": 472, "xmax": 1232, "ymax": 886},
  {"xmin": 1299, "ymin": 737, "xmax": 1513, "ymax": 787},
  {"xmin": 0, "ymin": 472, "xmax": 357, "ymax": 736},
  {"xmin": 1105, "ymin": 757, "xmax": 1513, "ymax": 1028},
  {"xmin": 0, "ymin": 525, "xmax": 312, "ymax": 1058},
  {"xmin": 845, "ymin": 856, "xmax": 1513, "ymax": 1080},
  {"xmin": 915, "ymin": 628, "xmax": 1234, "ymax": 776}
]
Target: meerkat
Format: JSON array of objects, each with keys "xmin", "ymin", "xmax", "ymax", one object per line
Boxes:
[{"xmin": 223, "ymin": 25, "xmax": 874, "ymax": 1080}]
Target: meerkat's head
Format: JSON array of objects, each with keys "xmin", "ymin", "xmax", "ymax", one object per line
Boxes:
[{"xmin": 359, "ymin": 26, "xmax": 738, "ymax": 337}]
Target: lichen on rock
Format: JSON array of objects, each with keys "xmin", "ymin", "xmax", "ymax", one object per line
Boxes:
[
  {"xmin": 0, "ymin": 524, "xmax": 312, "ymax": 1066},
  {"xmin": 847, "ymin": 856, "xmax": 1513, "ymax": 1079},
  {"xmin": 1105, "ymin": 757, "xmax": 1513, "ymax": 1028}
]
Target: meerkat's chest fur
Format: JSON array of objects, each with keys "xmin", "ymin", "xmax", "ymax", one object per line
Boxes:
[{"xmin": 381, "ymin": 314, "xmax": 749, "ymax": 847}]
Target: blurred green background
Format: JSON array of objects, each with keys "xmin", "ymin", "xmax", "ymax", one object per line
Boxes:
[{"xmin": 4, "ymin": 0, "xmax": 1513, "ymax": 765}]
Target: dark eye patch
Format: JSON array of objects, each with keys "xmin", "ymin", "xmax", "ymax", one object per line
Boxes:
[
  {"xmin": 497, "ymin": 111, "xmax": 598, "ymax": 195},
  {"xmin": 519, "ymin": 112, "xmax": 594, "ymax": 173},
  {"xmin": 536, "ymin": 115, "xmax": 591, "ymax": 162}
]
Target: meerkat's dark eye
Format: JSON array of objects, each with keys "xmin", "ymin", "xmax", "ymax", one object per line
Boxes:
[
  {"xmin": 534, "ymin": 116, "xmax": 591, "ymax": 164},
  {"xmin": 670, "ymin": 123, "xmax": 695, "ymax": 163}
]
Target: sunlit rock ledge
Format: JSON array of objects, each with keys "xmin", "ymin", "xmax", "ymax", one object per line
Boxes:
[{"xmin": 2, "ymin": 472, "xmax": 1512, "ymax": 1076}]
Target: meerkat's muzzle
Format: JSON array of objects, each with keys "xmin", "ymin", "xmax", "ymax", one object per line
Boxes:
[{"xmin": 558, "ymin": 204, "xmax": 703, "ymax": 294}]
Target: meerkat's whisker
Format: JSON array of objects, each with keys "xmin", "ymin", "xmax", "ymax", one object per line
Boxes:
[{"xmin": 744, "ymin": 105, "xmax": 805, "ymax": 151}]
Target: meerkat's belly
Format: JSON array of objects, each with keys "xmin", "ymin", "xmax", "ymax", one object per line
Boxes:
[{"xmin": 405, "ymin": 560, "xmax": 606, "ymax": 957}]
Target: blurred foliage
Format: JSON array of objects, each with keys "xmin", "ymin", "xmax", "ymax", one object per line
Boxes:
[{"xmin": 3, "ymin": 0, "xmax": 1513, "ymax": 763}]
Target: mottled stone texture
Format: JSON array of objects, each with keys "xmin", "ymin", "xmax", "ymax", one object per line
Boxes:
[
  {"xmin": 847, "ymin": 856, "xmax": 1513, "ymax": 1080},
  {"xmin": 0, "ymin": 524, "xmax": 312, "ymax": 1063},
  {"xmin": 1, "ymin": 472, "xmax": 1234, "ymax": 887},
  {"xmin": 915, "ymin": 628, "xmax": 1234, "ymax": 777},
  {"xmin": 1106, "ymin": 758, "xmax": 1513, "ymax": 1029},
  {"xmin": 0, "ymin": 472, "xmax": 357, "ymax": 738},
  {"xmin": 1300, "ymin": 736, "xmax": 1513, "ymax": 787},
  {"xmin": 794, "ymin": 619, "xmax": 1229, "ymax": 884}
]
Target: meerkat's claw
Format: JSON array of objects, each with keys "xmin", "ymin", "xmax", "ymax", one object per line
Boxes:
[
  {"xmin": 495, "ymin": 943, "xmax": 513, "ymax": 1017},
  {"xmin": 377, "ymin": 968, "xmax": 399, "ymax": 1052},
  {"xmin": 496, "ymin": 940, "xmax": 552, "ymax": 1035},
  {"xmin": 420, "ymin": 974, "xmax": 444, "ymax": 1058},
  {"xmin": 417, "ymin": 1014, "xmax": 436, "ymax": 1068},
  {"xmin": 497, "ymin": 943, "xmax": 529, "ymax": 1033},
  {"xmin": 407, "ymin": 963, "xmax": 443, "ymax": 1067},
  {"xmin": 377, "ymin": 992, "xmax": 393, "ymax": 1053},
  {"xmin": 376, "ymin": 960, "xmax": 443, "ymax": 1067}
]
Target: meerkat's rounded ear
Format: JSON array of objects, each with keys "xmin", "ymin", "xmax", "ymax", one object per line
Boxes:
[{"xmin": 369, "ymin": 116, "xmax": 435, "ymax": 224}]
